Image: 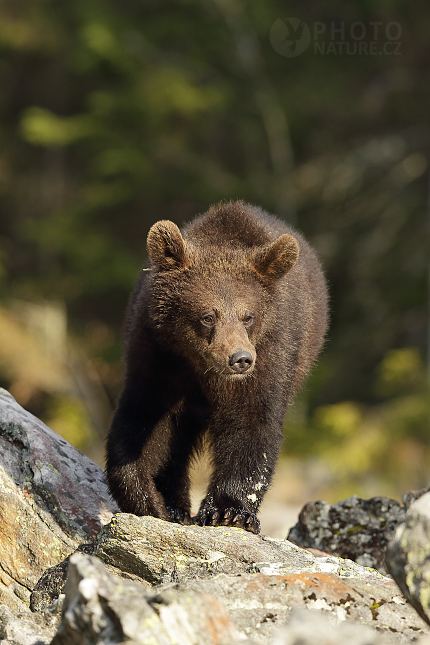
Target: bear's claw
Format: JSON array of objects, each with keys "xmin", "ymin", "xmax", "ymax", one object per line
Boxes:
[
  {"xmin": 195, "ymin": 506, "xmax": 260, "ymax": 534},
  {"xmin": 168, "ymin": 508, "xmax": 192, "ymax": 525}
]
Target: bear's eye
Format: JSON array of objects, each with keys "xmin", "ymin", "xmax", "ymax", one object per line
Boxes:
[
  {"xmin": 201, "ymin": 313, "xmax": 216, "ymax": 327},
  {"xmin": 243, "ymin": 314, "xmax": 255, "ymax": 326}
]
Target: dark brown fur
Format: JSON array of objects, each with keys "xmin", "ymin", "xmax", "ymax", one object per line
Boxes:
[{"xmin": 106, "ymin": 201, "xmax": 328, "ymax": 533}]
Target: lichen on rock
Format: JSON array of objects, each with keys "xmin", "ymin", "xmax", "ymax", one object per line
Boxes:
[
  {"xmin": 0, "ymin": 388, "xmax": 118, "ymax": 611},
  {"xmin": 386, "ymin": 491, "xmax": 430, "ymax": 626},
  {"xmin": 1, "ymin": 388, "xmax": 430, "ymax": 645}
]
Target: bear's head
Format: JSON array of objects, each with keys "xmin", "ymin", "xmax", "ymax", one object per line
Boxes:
[{"xmin": 146, "ymin": 220, "xmax": 299, "ymax": 381}]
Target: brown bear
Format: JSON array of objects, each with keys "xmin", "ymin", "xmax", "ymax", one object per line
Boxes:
[{"xmin": 106, "ymin": 200, "xmax": 328, "ymax": 533}]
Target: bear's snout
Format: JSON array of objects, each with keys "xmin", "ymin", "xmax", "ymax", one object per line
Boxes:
[{"xmin": 228, "ymin": 350, "xmax": 254, "ymax": 374}]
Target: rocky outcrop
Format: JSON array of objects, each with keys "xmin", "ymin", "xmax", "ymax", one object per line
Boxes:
[
  {"xmin": 51, "ymin": 552, "xmax": 240, "ymax": 645},
  {"xmin": 1, "ymin": 387, "xmax": 430, "ymax": 645},
  {"xmin": 287, "ymin": 495, "xmax": 407, "ymax": 574},
  {"xmin": 31, "ymin": 512, "xmax": 392, "ymax": 611},
  {"xmin": 157, "ymin": 551, "xmax": 426, "ymax": 643},
  {"xmin": 0, "ymin": 601, "xmax": 62, "ymax": 645},
  {"xmin": 31, "ymin": 512, "xmax": 391, "ymax": 608},
  {"xmin": 272, "ymin": 609, "xmax": 425, "ymax": 645},
  {"xmin": 93, "ymin": 513, "xmax": 392, "ymax": 583},
  {"xmin": 0, "ymin": 388, "xmax": 118, "ymax": 611},
  {"xmin": 29, "ymin": 513, "xmax": 430, "ymax": 644},
  {"xmin": 386, "ymin": 491, "xmax": 430, "ymax": 626},
  {"xmin": 35, "ymin": 542, "xmax": 430, "ymax": 645},
  {"xmin": 403, "ymin": 487, "xmax": 430, "ymax": 509}
]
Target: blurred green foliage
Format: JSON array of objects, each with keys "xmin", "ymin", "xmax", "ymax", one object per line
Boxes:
[
  {"xmin": 285, "ymin": 348, "xmax": 430, "ymax": 499},
  {"xmin": 45, "ymin": 395, "xmax": 92, "ymax": 451},
  {"xmin": 0, "ymin": 0, "xmax": 429, "ymax": 495}
]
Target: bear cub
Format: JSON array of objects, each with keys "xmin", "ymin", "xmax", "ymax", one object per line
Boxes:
[{"xmin": 106, "ymin": 200, "xmax": 328, "ymax": 533}]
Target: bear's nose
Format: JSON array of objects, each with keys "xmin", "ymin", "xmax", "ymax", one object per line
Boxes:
[{"xmin": 228, "ymin": 350, "xmax": 254, "ymax": 373}]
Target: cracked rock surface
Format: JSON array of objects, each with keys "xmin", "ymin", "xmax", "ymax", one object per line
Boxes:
[
  {"xmin": 92, "ymin": 513, "xmax": 392, "ymax": 585},
  {"xmin": 0, "ymin": 601, "xmax": 62, "ymax": 645},
  {"xmin": 31, "ymin": 512, "xmax": 391, "ymax": 610},
  {"xmin": 386, "ymin": 491, "xmax": 430, "ymax": 627},
  {"xmin": 31, "ymin": 514, "xmax": 430, "ymax": 644},
  {"xmin": 0, "ymin": 388, "xmax": 118, "ymax": 611},
  {"xmin": 1, "ymin": 388, "xmax": 430, "ymax": 644},
  {"xmin": 287, "ymin": 495, "xmax": 406, "ymax": 575},
  {"xmin": 51, "ymin": 553, "xmax": 240, "ymax": 645},
  {"xmin": 42, "ymin": 548, "xmax": 430, "ymax": 645},
  {"xmin": 273, "ymin": 608, "xmax": 428, "ymax": 645},
  {"xmin": 154, "ymin": 557, "xmax": 428, "ymax": 643}
]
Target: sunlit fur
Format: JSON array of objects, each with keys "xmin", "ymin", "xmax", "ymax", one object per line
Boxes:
[{"xmin": 106, "ymin": 200, "xmax": 328, "ymax": 533}]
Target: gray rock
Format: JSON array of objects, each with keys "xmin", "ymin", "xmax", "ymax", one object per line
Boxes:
[
  {"xmin": 48, "ymin": 550, "xmax": 430, "ymax": 645},
  {"xmin": 273, "ymin": 609, "xmax": 392, "ymax": 645},
  {"xmin": 0, "ymin": 388, "xmax": 117, "ymax": 540},
  {"xmin": 30, "ymin": 543, "xmax": 96, "ymax": 612},
  {"xmin": 32, "ymin": 513, "xmax": 430, "ymax": 643},
  {"xmin": 167, "ymin": 565, "xmax": 428, "ymax": 643},
  {"xmin": 288, "ymin": 495, "xmax": 405, "ymax": 574},
  {"xmin": 403, "ymin": 487, "xmax": 430, "ymax": 510},
  {"xmin": 2, "ymin": 386, "xmax": 430, "ymax": 644},
  {"xmin": 93, "ymin": 513, "xmax": 391, "ymax": 585},
  {"xmin": 51, "ymin": 552, "xmax": 241, "ymax": 645},
  {"xmin": 0, "ymin": 600, "xmax": 62, "ymax": 645},
  {"xmin": 31, "ymin": 512, "xmax": 390, "ymax": 610},
  {"xmin": 0, "ymin": 388, "xmax": 118, "ymax": 610},
  {"xmin": 386, "ymin": 491, "xmax": 430, "ymax": 626}
]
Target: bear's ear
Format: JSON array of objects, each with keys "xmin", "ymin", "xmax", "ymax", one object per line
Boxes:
[
  {"xmin": 147, "ymin": 220, "xmax": 189, "ymax": 271},
  {"xmin": 253, "ymin": 234, "xmax": 299, "ymax": 282}
]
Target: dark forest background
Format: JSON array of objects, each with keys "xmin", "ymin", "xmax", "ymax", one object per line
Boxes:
[{"xmin": 0, "ymin": 0, "xmax": 429, "ymax": 506}]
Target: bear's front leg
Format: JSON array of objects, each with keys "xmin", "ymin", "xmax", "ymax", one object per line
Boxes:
[
  {"xmin": 194, "ymin": 414, "xmax": 284, "ymax": 534},
  {"xmin": 105, "ymin": 362, "xmax": 184, "ymax": 520},
  {"xmin": 106, "ymin": 392, "xmax": 171, "ymax": 520}
]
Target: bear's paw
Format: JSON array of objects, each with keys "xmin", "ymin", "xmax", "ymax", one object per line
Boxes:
[
  {"xmin": 195, "ymin": 504, "xmax": 260, "ymax": 534},
  {"xmin": 167, "ymin": 507, "xmax": 193, "ymax": 525}
]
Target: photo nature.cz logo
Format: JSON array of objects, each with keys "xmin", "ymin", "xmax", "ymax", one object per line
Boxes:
[
  {"xmin": 270, "ymin": 18, "xmax": 311, "ymax": 58},
  {"xmin": 270, "ymin": 18, "xmax": 402, "ymax": 57}
]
